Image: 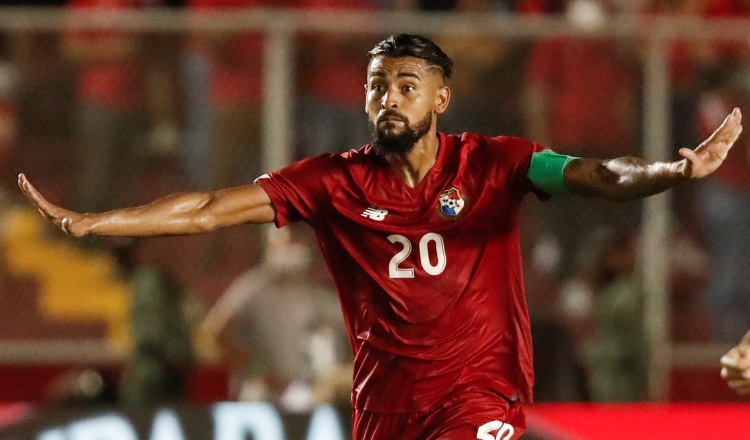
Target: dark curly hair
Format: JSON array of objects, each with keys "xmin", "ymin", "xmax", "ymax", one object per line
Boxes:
[{"xmin": 368, "ymin": 34, "xmax": 453, "ymax": 80}]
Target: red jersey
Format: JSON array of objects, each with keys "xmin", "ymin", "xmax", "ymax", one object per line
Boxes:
[{"xmin": 257, "ymin": 132, "xmax": 546, "ymax": 413}]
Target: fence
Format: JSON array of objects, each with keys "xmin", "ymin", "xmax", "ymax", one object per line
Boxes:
[{"xmin": 0, "ymin": 6, "xmax": 748, "ymax": 402}]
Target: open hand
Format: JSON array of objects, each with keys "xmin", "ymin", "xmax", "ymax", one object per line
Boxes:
[
  {"xmin": 680, "ymin": 107, "xmax": 743, "ymax": 179},
  {"xmin": 17, "ymin": 173, "xmax": 86, "ymax": 237}
]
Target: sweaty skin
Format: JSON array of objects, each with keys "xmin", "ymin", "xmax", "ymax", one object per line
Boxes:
[{"xmin": 564, "ymin": 108, "xmax": 743, "ymax": 200}]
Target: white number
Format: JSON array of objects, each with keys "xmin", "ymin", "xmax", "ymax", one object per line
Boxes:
[
  {"xmin": 419, "ymin": 232, "xmax": 447, "ymax": 275},
  {"xmin": 387, "ymin": 233, "xmax": 446, "ymax": 278},
  {"xmin": 388, "ymin": 235, "xmax": 415, "ymax": 278},
  {"xmin": 476, "ymin": 421, "xmax": 514, "ymax": 440}
]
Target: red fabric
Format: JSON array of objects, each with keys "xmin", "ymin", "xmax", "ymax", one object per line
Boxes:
[
  {"xmin": 67, "ymin": 0, "xmax": 147, "ymax": 109},
  {"xmin": 526, "ymin": 38, "xmax": 637, "ymax": 154},
  {"xmin": 353, "ymin": 390, "xmax": 525, "ymax": 440},
  {"xmin": 258, "ymin": 132, "xmax": 545, "ymax": 412},
  {"xmin": 704, "ymin": 0, "xmax": 750, "ymax": 17}
]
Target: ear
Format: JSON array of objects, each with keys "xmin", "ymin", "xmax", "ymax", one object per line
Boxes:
[
  {"xmin": 364, "ymin": 83, "xmax": 369, "ymax": 113},
  {"xmin": 435, "ymin": 86, "xmax": 451, "ymax": 115}
]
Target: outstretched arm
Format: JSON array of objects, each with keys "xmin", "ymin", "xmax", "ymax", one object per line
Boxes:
[
  {"xmin": 721, "ymin": 329, "xmax": 750, "ymax": 396},
  {"xmin": 18, "ymin": 173, "xmax": 276, "ymax": 237},
  {"xmin": 564, "ymin": 108, "xmax": 743, "ymax": 200}
]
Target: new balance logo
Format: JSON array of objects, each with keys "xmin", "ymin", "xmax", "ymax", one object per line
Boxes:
[{"xmin": 361, "ymin": 206, "xmax": 388, "ymax": 221}]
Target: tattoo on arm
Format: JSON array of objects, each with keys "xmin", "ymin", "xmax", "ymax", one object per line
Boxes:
[{"xmin": 564, "ymin": 157, "xmax": 688, "ymax": 201}]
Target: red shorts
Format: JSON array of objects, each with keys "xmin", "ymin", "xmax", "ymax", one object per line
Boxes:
[{"xmin": 352, "ymin": 390, "xmax": 525, "ymax": 440}]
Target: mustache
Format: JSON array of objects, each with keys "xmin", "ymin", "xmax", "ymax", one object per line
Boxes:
[{"xmin": 377, "ymin": 111, "xmax": 407, "ymax": 124}]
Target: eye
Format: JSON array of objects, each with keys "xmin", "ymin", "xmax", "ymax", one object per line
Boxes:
[
  {"xmin": 370, "ymin": 83, "xmax": 386, "ymax": 93},
  {"xmin": 402, "ymin": 84, "xmax": 415, "ymax": 93}
]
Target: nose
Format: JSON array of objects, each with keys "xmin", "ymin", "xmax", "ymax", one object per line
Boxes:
[{"xmin": 381, "ymin": 89, "xmax": 399, "ymax": 109}]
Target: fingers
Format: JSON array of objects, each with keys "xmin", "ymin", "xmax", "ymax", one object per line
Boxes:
[
  {"xmin": 679, "ymin": 147, "xmax": 698, "ymax": 162},
  {"xmin": 18, "ymin": 173, "xmax": 45, "ymax": 208},
  {"xmin": 17, "ymin": 173, "xmax": 67, "ymax": 226},
  {"xmin": 716, "ymin": 107, "xmax": 743, "ymax": 143},
  {"xmin": 61, "ymin": 217, "xmax": 71, "ymax": 235},
  {"xmin": 722, "ymin": 341, "xmax": 750, "ymax": 396},
  {"xmin": 703, "ymin": 108, "xmax": 742, "ymax": 147},
  {"xmin": 732, "ymin": 106, "xmax": 742, "ymax": 122}
]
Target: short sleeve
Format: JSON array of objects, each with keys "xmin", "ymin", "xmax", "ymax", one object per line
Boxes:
[
  {"xmin": 255, "ymin": 155, "xmax": 339, "ymax": 228},
  {"xmin": 483, "ymin": 135, "xmax": 550, "ymax": 200}
]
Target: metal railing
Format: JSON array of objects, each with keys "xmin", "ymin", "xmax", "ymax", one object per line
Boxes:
[{"xmin": 0, "ymin": 6, "xmax": 748, "ymax": 400}]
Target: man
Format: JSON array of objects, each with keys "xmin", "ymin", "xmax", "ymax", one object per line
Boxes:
[{"xmin": 18, "ymin": 34, "xmax": 742, "ymax": 440}]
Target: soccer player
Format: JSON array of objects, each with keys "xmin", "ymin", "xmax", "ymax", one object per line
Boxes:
[
  {"xmin": 721, "ymin": 329, "xmax": 750, "ymax": 396},
  {"xmin": 18, "ymin": 34, "xmax": 742, "ymax": 439}
]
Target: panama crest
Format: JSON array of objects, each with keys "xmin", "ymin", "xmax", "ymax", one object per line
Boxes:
[{"xmin": 436, "ymin": 187, "xmax": 468, "ymax": 220}]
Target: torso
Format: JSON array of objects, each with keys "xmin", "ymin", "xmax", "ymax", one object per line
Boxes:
[{"xmin": 258, "ymin": 132, "xmax": 544, "ymax": 412}]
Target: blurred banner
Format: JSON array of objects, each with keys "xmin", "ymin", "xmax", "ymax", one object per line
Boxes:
[
  {"xmin": 2, "ymin": 402, "xmax": 750, "ymax": 440},
  {"xmin": 0, "ymin": 402, "xmax": 351, "ymax": 440}
]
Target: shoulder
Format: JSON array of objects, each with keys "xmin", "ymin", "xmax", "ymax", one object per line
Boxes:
[
  {"xmin": 453, "ymin": 132, "xmax": 540, "ymax": 158},
  {"xmin": 288, "ymin": 144, "xmax": 376, "ymax": 172}
]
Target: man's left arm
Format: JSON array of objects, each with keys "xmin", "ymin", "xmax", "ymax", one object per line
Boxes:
[{"xmin": 563, "ymin": 108, "xmax": 742, "ymax": 200}]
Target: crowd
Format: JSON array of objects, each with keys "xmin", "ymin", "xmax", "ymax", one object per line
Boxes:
[{"xmin": 0, "ymin": 0, "xmax": 749, "ymax": 408}]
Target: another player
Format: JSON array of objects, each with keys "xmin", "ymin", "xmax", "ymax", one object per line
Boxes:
[
  {"xmin": 18, "ymin": 34, "xmax": 742, "ymax": 439},
  {"xmin": 721, "ymin": 329, "xmax": 750, "ymax": 396}
]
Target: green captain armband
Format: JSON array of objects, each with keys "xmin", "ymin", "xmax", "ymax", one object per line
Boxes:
[{"xmin": 527, "ymin": 149, "xmax": 576, "ymax": 195}]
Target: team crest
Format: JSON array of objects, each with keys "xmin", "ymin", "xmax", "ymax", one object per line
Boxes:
[{"xmin": 436, "ymin": 187, "xmax": 468, "ymax": 220}]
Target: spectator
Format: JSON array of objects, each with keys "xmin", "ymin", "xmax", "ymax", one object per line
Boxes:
[
  {"xmin": 186, "ymin": 0, "xmax": 275, "ymax": 190},
  {"xmin": 696, "ymin": 65, "xmax": 750, "ymax": 342},
  {"xmin": 435, "ymin": 0, "xmax": 527, "ymax": 137},
  {"xmin": 200, "ymin": 227, "xmax": 350, "ymax": 411},
  {"xmin": 185, "ymin": 0, "xmax": 281, "ymax": 264},
  {"xmin": 522, "ymin": 0, "xmax": 642, "ymax": 278},
  {"xmin": 640, "ymin": 0, "xmax": 715, "ymax": 235},
  {"xmin": 295, "ymin": 0, "xmax": 377, "ymax": 159},
  {"xmin": 65, "ymin": 0, "xmax": 181, "ymax": 215},
  {"xmin": 583, "ymin": 229, "xmax": 647, "ymax": 402},
  {"xmin": 114, "ymin": 238, "xmax": 196, "ymax": 407}
]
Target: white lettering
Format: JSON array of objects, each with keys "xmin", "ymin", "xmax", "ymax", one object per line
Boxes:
[
  {"xmin": 213, "ymin": 402, "xmax": 285, "ymax": 440},
  {"xmin": 38, "ymin": 429, "xmax": 66, "ymax": 440},
  {"xmin": 68, "ymin": 415, "xmax": 138, "ymax": 440},
  {"xmin": 305, "ymin": 405, "xmax": 345, "ymax": 440},
  {"xmin": 150, "ymin": 410, "xmax": 185, "ymax": 440}
]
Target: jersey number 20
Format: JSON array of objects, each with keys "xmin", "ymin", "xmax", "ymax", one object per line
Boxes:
[
  {"xmin": 387, "ymin": 233, "xmax": 446, "ymax": 278},
  {"xmin": 476, "ymin": 420, "xmax": 514, "ymax": 440}
]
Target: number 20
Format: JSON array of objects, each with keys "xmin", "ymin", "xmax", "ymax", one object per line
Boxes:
[
  {"xmin": 476, "ymin": 420, "xmax": 514, "ymax": 440},
  {"xmin": 387, "ymin": 233, "xmax": 446, "ymax": 278}
]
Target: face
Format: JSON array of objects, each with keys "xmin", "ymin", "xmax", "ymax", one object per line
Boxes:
[{"xmin": 365, "ymin": 56, "xmax": 451, "ymax": 155}]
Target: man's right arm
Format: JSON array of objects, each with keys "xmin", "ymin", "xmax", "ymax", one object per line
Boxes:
[{"xmin": 18, "ymin": 173, "xmax": 276, "ymax": 237}]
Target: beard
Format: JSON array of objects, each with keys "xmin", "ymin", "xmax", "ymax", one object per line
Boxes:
[{"xmin": 369, "ymin": 110, "xmax": 433, "ymax": 156}]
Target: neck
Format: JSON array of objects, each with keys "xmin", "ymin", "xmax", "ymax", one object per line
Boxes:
[{"xmin": 384, "ymin": 128, "xmax": 439, "ymax": 188}]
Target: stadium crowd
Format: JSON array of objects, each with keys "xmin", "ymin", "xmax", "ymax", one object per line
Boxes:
[{"xmin": 0, "ymin": 0, "xmax": 748, "ymax": 411}]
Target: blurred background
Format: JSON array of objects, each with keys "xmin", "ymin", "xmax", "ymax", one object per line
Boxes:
[{"xmin": 0, "ymin": 0, "xmax": 749, "ymax": 438}]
